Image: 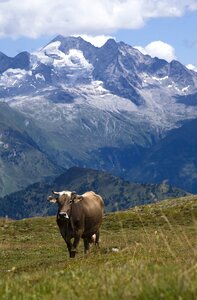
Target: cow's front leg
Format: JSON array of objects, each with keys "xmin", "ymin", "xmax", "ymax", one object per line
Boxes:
[
  {"xmin": 65, "ymin": 239, "xmax": 72, "ymax": 257},
  {"xmin": 70, "ymin": 230, "xmax": 82, "ymax": 258}
]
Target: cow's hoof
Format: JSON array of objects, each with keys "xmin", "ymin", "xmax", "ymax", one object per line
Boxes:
[{"xmin": 70, "ymin": 251, "xmax": 76, "ymax": 258}]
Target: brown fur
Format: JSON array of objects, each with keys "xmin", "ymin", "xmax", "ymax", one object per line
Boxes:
[{"xmin": 48, "ymin": 191, "xmax": 104, "ymax": 258}]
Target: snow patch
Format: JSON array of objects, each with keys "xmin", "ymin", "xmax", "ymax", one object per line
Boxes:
[
  {"xmin": 24, "ymin": 120, "xmax": 30, "ymax": 127},
  {"xmin": 32, "ymin": 42, "xmax": 93, "ymax": 71},
  {"xmin": 182, "ymin": 85, "xmax": 190, "ymax": 92},
  {"xmin": 35, "ymin": 73, "xmax": 45, "ymax": 81},
  {"xmin": 152, "ymin": 76, "xmax": 168, "ymax": 81},
  {"xmin": 0, "ymin": 68, "xmax": 32, "ymax": 87}
]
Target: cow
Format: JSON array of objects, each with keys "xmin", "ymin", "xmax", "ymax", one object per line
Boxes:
[{"xmin": 48, "ymin": 190, "xmax": 104, "ymax": 258}]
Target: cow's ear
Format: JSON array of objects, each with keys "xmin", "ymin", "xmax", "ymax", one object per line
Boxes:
[
  {"xmin": 71, "ymin": 191, "xmax": 77, "ymax": 201},
  {"xmin": 71, "ymin": 192, "xmax": 83, "ymax": 203},
  {"xmin": 48, "ymin": 196, "xmax": 57, "ymax": 203},
  {"xmin": 73, "ymin": 195, "xmax": 83, "ymax": 203}
]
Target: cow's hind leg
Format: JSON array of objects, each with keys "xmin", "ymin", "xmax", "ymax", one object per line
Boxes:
[
  {"xmin": 83, "ymin": 238, "xmax": 90, "ymax": 255},
  {"xmin": 95, "ymin": 230, "xmax": 100, "ymax": 247}
]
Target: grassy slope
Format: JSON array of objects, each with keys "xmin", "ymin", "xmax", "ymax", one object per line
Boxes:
[{"xmin": 0, "ymin": 195, "xmax": 197, "ymax": 300}]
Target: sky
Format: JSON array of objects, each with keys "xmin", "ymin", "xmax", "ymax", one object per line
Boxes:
[{"xmin": 0, "ymin": 0, "xmax": 197, "ymax": 70}]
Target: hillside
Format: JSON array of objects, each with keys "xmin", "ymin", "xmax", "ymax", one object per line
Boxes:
[
  {"xmin": 0, "ymin": 102, "xmax": 61, "ymax": 196},
  {"xmin": 0, "ymin": 167, "xmax": 189, "ymax": 219},
  {"xmin": 129, "ymin": 118, "xmax": 197, "ymax": 193},
  {"xmin": 0, "ymin": 195, "xmax": 197, "ymax": 299}
]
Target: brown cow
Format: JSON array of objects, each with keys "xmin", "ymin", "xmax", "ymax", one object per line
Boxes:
[{"xmin": 48, "ymin": 190, "xmax": 104, "ymax": 258}]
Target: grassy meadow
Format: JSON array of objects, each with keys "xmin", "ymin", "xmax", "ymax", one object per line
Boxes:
[{"xmin": 0, "ymin": 195, "xmax": 197, "ymax": 300}]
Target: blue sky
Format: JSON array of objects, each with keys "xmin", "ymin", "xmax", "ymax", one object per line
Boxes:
[
  {"xmin": 0, "ymin": 0, "xmax": 197, "ymax": 69},
  {"xmin": 116, "ymin": 11, "xmax": 197, "ymax": 66}
]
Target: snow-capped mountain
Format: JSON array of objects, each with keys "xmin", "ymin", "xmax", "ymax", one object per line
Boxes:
[
  {"xmin": 0, "ymin": 35, "xmax": 197, "ymax": 195},
  {"xmin": 1, "ymin": 36, "xmax": 197, "ymax": 121}
]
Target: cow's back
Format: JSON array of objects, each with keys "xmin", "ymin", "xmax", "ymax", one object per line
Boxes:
[
  {"xmin": 82, "ymin": 191, "xmax": 104, "ymax": 207},
  {"xmin": 81, "ymin": 191, "xmax": 104, "ymax": 237}
]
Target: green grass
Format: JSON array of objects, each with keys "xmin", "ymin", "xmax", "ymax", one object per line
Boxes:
[{"xmin": 0, "ymin": 195, "xmax": 197, "ymax": 300}]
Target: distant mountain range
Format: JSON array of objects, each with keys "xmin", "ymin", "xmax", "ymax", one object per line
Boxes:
[
  {"xmin": 0, "ymin": 167, "xmax": 188, "ymax": 219},
  {"xmin": 0, "ymin": 35, "xmax": 197, "ymax": 197}
]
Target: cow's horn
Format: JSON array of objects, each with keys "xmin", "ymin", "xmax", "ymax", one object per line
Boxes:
[{"xmin": 52, "ymin": 190, "xmax": 59, "ymax": 195}]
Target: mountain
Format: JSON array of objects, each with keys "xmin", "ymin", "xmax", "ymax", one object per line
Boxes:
[
  {"xmin": 0, "ymin": 35, "xmax": 197, "ymax": 194},
  {"xmin": 0, "ymin": 102, "xmax": 61, "ymax": 196},
  {"xmin": 128, "ymin": 118, "xmax": 197, "ymax": 193},
  {"xmin": 0, "ymin": 167, "xmax": 188, "ymax": 219}
]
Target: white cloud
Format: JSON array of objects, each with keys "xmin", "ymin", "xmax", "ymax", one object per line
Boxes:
[
  {"xmin": 134, "ymin": 41, "xmax": 176, "ymax": 62},
  {"xmin": 134, "ymin": 46, "xmax": 147, "ymax": 56},
  {"xmin": 74, "ymin": 35, "xmax": 115, "ymax": 47},
  {"xmin": 186, "ymin": 64, "xmax": 197, "ymax": 72},
  {"xmin": 0, "ymin": 0, "xmax": 196, "ymax": 38}
]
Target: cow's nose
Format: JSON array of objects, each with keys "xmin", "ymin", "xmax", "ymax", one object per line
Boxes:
[{"xmin": 59, "ymin": 212, "xmax": 69, "ymax": 219}]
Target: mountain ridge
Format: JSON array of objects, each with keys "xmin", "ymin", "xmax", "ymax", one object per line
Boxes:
[
  {"xmin": 0, "ymin": 35, "xmax": 197, "ymax": 196},
  {"xmin": 0, "ymin": 166, "xmax": 189, "ymax": 219}
]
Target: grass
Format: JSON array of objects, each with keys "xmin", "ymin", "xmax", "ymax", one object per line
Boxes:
[{"xmin": 0, "ymin": 195, "xmax": 197, "ymax": 299}]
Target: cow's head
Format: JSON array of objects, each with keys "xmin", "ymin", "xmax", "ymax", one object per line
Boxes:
[{"xmin": 48, "ymin": 190, "xmax": 82, "ymax": 219}]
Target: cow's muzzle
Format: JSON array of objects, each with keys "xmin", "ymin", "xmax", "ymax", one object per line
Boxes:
[{"xmin": 58, "ymin": 212, "xmax": 69, "ymax": 219}]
